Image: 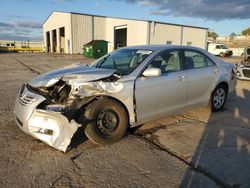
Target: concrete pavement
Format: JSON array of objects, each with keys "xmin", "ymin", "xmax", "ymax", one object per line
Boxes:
[{"xmin": 135, "ymin": 79, "xmax": 250, "ymax": 187}]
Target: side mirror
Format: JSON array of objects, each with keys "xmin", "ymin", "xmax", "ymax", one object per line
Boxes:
[{"xmin": 142, "ymin": 67, "xmax": 161, "ymax": 77}]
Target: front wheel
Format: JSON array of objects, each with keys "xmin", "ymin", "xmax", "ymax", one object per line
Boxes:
[
  {"xmin": 219, "ymin": 52, "xmax": 225, "ymax": 57},
  {"xmin": 211, "ymin": 84, "xmax": 227, "ymax": 112},
  {"xmin": 83, "ymin": 98, "xmax": 129, "ymax": 145}
]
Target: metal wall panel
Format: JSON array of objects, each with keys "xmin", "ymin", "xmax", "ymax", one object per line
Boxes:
[
  {"xmin": 71, "ymin": 14, "xmax": 93, "ymax": 54},
  {"xmin": 149, "ymin": 22, "xmax": 207, "ymax": 49},
  {"xmin": 94, "ymin": 17, "xmax": 106, "ymax": 40},
  {"xmin": 149, "ymin": 22, "xmax": 182, "ymax": 45},
  {"xmin": 182, "ymin": 27, "xmax": 207, "ymax": 49}
]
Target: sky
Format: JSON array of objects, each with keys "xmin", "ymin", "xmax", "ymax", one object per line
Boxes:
[{"xmin": 0, "ymin": 0, "xmax": 250, "ymax": 41}]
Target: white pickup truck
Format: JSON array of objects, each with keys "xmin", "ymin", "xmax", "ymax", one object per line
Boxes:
[{"xmin": 208, "ymin": 43, "xmax": 233, "ymax": 57}]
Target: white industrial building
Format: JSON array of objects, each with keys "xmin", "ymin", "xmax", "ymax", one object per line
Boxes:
[{"xmin": 43, "ymin": 11, "xmax": 208, "ymax": 54}]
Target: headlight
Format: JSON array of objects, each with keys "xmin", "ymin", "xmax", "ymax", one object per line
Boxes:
[{"xmin": 46, "ymin": 78, "xmax": 60, "ymax": 87}]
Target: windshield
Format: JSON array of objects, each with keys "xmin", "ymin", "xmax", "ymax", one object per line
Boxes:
[
  {"xmin": 90, "ymin": 48, "xmax": 153, "ymax": 75},
  {"xmin": 220, "ymin": 45, "xmax": 228, "ymax": 49}
]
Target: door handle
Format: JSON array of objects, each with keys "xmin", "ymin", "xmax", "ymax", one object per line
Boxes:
[{"xmin": 179, "ymin": 75, "xmax": 185, "ymax": 81}]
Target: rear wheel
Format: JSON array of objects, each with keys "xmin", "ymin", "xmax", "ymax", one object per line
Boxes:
[
  {"xmin": 211, "ymin": 84, "xmax": 227, "ymax": 112},
  {"xmin": 83, "ymin": 98, "xmax": 128, "ymax": 145}
]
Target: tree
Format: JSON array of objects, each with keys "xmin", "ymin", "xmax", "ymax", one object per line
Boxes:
[
  {"xmin": 241, "ymin": 27, "xmax": 250, "ymax": 36},
  {"xmin": 230, "ymin": 32, "xmax": 237, "ymax": 41},
  {"xmin": 208, "ymin": 31, "xmax": 218, "ymax": 39},
  {"xmin": 230, "ymin": 32, "xmax": 237, "ymax": 37}
]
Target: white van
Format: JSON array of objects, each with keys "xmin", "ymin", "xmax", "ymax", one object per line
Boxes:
[{"xmin": 208, "ymin": 43, "xmax": 233, "ymax": 57}]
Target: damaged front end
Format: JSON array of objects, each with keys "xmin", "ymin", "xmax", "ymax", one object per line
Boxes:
[
  {"xmin": 235, "ymin": 58, "xmax": 250, "ymax": 80},
  {"xmin": 14, "ymin": 64, "xmax": 122, "ymax": 152},
  {"xmin": 14, "ymin": 81, "xmax": 82, "ymax": 152}
]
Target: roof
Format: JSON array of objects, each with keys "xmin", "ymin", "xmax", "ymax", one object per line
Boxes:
[
  {"xmin": 122, "ymin": 45, "xmax": 206, "ymax": 52},
  {"xmin": 43, "ymin": 11, "xmax": 208, "ymax": 30}
]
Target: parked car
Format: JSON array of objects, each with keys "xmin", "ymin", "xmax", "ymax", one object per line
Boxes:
[
  {"xmin": 208, "ymin": 43, "xmax": 233, "ymax": 57},
  {"xmin": 14, "ymin": 45, "xmax": 236, "ymax": 152},
  {"xmin": 241, "ymin": 46, "xmax": 250, "ymax": 58},
  {"xmin": 235, "ymin": 46, "xmax": 250, "ymax": 80}
]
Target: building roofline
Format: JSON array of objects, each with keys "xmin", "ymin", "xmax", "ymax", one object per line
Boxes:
[{"xmin": 43, "ymin": 11, "xmax": 208, "ymax": 30}]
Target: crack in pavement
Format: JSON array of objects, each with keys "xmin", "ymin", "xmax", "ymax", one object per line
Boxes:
[
  {"xmin": 12, "ymin": 57, "xmax": 40, "ymax": 75},
  {"xmin": 177, "ymin": 113, "xmax": 210, "ymax": 124},
  {"xmin": 132, "ymin": 114, "xmax": 242, "ymax": 188},
  {"xmin": 70, "ymin": 151, "xmax": 84, "ymax": 170},
  {"xmin": 50, "ymin": 173, "xmax": 74, "ymax": 187},
  {"xmin": 132, "ymin": 133, "xmax": 236, "ymax": 188}
]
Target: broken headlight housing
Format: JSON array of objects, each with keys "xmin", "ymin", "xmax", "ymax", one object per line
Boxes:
[
  {"xmin": 46, "ymin": 78, "xmax": 60, "ymax": 87},
  {"xmin": 237, "ymin": 62, "xmax": 244, "ymax": 68}
]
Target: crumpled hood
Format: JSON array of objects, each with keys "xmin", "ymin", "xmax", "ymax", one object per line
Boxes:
[{"xmin": 29, "ymin": 63, "xmax": 116, "ymax": 87}]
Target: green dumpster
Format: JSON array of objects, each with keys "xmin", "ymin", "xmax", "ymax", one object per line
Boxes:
[{"xmin": 83, "ymin": 40, "xmax": 108, "ymax": 59}]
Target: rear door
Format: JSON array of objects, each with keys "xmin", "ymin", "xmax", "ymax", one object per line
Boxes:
[
  {"xmin": 182, "ymin": 49, "xmax": 219, "ymax": 108},
  {"xmin": 135, "ymin": 49, "xmax": 187, "ymax": 123}
]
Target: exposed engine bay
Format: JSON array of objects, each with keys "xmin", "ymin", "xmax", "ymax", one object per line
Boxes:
[
  {"xmin": 28, "ymin": 80, "xmax": 88, "ymax": 122},
  {"xmin": 30, "ymin": 73, "xmax": 122, "ymax": 121}
]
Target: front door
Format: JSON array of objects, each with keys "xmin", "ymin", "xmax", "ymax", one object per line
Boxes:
[{"xmin": 135, "ymin": 49, "xmax": 187, "ymax": 123}]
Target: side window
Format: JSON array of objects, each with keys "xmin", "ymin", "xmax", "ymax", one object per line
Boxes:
[
  {"xmin": 206, "ymin": 58, "xmax": 215, "ymax": 67},
  {"xmin": 148, "ymin": 50, "xmax": 181, "ymax": 74},
  {"xmin": 215, "ymin": 45, "xmax": 221, "ymax": 49},
  {"xmin": 184, "ymin": 50, "xmax": 215, "ymax": 69}
]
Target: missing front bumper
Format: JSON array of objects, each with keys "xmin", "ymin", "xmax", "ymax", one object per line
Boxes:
[
  {"xmin": 15, "ymin": 99, "xmax": 81, "ymax": 152},
  {"xmin": 14, "ymin": 85, "xmax": 82, "ymax": 152}
]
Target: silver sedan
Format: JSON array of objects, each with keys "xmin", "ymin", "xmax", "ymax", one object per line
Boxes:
[{"xmin": 14, "ymin": 45, "xmax": 236, "ymax": 152}]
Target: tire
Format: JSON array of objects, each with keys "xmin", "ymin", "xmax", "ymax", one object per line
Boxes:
[
  {"xmin": 219, "ymin": 52, "xmax": 225, "ymax": 57},
  {"xmin": 83, "ymin": 98, "xmax": 128, "ymax": 145},
  {"xmin": 211, "ymin": 84, "xmax": 228, "ymax": 112}
]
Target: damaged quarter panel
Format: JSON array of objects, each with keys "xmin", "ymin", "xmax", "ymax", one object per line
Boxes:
[{"xmin": 62, "ymin": 74, "xmax": 136, "ymax": 124}]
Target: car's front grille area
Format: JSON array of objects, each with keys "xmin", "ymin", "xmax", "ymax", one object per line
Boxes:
[
  {"xmin": 18, "ymin": 94, "xmax": 36, "ymax": 106},
  {"xmin": 243, "ymin": 69, "xmax": 250, "ymax": 78}
]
